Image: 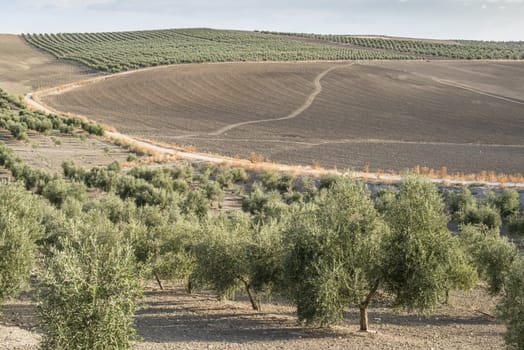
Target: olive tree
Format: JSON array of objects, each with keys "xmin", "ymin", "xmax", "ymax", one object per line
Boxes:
[
  {"xmin": 0, "ymin": 183, "xmax": 44, "ymax": 306},
  {"xmin": 193, "ymin": 213, "xmax": 283, "ymax": 310},
  {"xmin": 284, "ymin": 178, "xmax": 387, "ymax": 328},
  {"xmin": 38, "ymin": 214, "xmax": 142, "ymax": 350},
  {"xmin": 458, "ymin": 224, "xmax": 518, "ymax": 295},
  {"xmin": 498, "ymin": 257, "xmax": 524, "ymax": 350},
  {"xmin": 284, "ymin": 176, "xmax": 476, "ymax": 331},
  {"xmin": 383, "ymin": 176, "xmax": 476, "ymax": 314}
]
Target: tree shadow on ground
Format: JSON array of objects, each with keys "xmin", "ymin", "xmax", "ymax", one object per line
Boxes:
[{"xmin": 135, "ymin": 289, "xmax": 349, "ymax": 343}]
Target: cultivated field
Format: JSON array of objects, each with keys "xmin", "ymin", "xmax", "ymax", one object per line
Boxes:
[
  {"xmin": 0, "ymin": 35, "xmax": 98, "ymax": 94},
  {"xmin": 0, "ymin": 129, "xmax": 131, "ymax": 174},
  {"xmin": 41, "ymin": 60, "xmax": 524, "ymax": 174},
  {"xmin": 23, "ymin": 29, "xmax": 409, "ymax": 72}
]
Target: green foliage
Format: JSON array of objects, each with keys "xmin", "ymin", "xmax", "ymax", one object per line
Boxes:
[
  {"xmin": 6, "ymin": 120, "xmax": 29, "ymax": 141},
  {"xmin": 491, "ymin": 189, "xmax": 520, "ymax": 220},
  {"xmin": 318, "ymin": 174, "xmax": 341, "ymax": 190},
  {"xmin": 242, "ymin": 182, "xmax": 288, "ymax": 223},
  {"xmin": 284, "ymin": 178, "xmax": 386, "ymax": 326},
  {"xmin": 257, "ymin": 169, "xmax": 280, "ymax": 191},
  {"xmin": 383, "ymin": 176, "xmax": 476, "ymax": 313},
  {"xmin": 267, "ymin": 31, "xmax": 524, "ymax": 60},
  {"xmin": 230, "ymin": 167, "xmax": 248, "ymax": 183},
  {"xmin": 0, "ymin": 89, "xmax": 104, "ymax": 139},
  {"xmin": 204, "ymin": 181, "xmax": 224, "ymax": 202},
  {"xmin": 193, "ymin": 214, "xmax": 252, "ymax": 298},
  {"xmin": 498, "ymin": 257, "xmax": 524, "ymax": 350},
  {"xmin": 445, "ymin": 186, "xmax": 476, "ymax": 214},
  {"xmin": 115, "ymin": 175, "xmax": 170, "ymax": 207},
  {"xmin": 459, "ymin": 224, "xmax": 518, "ymax": 295},
  {"xmin": 62, "ymin": 160, "xmax": 86, "ymax": 181},
  {"xmin": 38, "ymin": 215, "xmax": 141, "ymax": 350},
  {"xmin": 41, "ymin": 178, "xmax": 87, "ymax": 207},
  {"xmin": 509, "ymin": 216, "xmax": 524, "ymax": 237},
  {"xmin": 373, "ymin": 186, "xmax": 397, "ymax": 214},
  {"xmin": 182, "ymin": 189, "xmax": 209, "ymax": 218},
  {"xmin": 0, "ymin": 183, "xmax": 44, "ymax": 305},
  {"xmin": 193, "ymin": 214, "xmax": 283, "ymax": 309},
  {"xmin": 23, "ymin": 29, "xmax": 410, "ymax": 73},
  {"xmin": 81, "ymin": 121, "xmax": 104, "ymax": 136}
]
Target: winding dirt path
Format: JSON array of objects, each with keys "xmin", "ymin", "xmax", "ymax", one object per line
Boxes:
[
  {"xmin": 412, "ymin": 73, "xmax": 524, "ymax": 106},
  {"xmin": 23, "ymin": 63, "xmax": 524, "ymax": 188},
  {"xmin": 208, "ymin": 64, "xmax": 350, "ymax": 136}
]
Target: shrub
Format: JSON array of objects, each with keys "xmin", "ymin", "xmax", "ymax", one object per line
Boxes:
[
  {"xmin": 257, "ymin": 169, "xmax": 279, "ymax": 191},
  {"xmin": 493, "ymin": 189, "xmax": 520, "ymax": 220},
  {"xmin": 81, "ymin": 121, "xmax": 104, "ymax": 136},
  {"xmin": 508, "ymin": 216, "xmax": 524, "ymax": 237},
  {"xmin": 498, "ymin": 257, "xmax": 524, "ymax": 350},
  {"xmin": 7, "ymin": 120, "xmax": 29, "ymax": 141},
  {"xmin": 182, "ymin": 189, "xmax": 209, "ymax": 218},
  {"xmin": 277, "ymin": 173, "xmax": 293, "ymax": 193},
  {"xmin": 242, "ymin": 182, "xmax": 287, "ymax": 223},
  {"xmin": 459, "ymin": 224, "xmax": 518, "ymax": 295},
  {"xmin": 445, "ymin": 186, "xmax": 476, "ymax": 215},
  {"xmin": 205, "ymin": 181, "xmax": 224, "ymax": 202},
  {"xmin": 318, "ymin": 174, "xmax": 341, "ymax": 190},
  {"xmin": 457, "ymin": 204, "xmax": 502, "ymax": 230},
  {"xmin": 230, "ymin": 167, "xmax": 248, "ymax": 183},
  {"xmin": 41, "ymin": 178, "xmax": 87, "ymax": 207},
  {"xmin": 62, "ymin": 160, "xmax": 86, "ymax": 182},
  {"xmin": 38, "ymin": 215, "xmax": 141, "ymax": 349}
]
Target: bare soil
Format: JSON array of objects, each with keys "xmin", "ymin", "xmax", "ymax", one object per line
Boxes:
[
  {"xmin": 0, "ymin": 283, "xmax": 504, "ymax": 350},
  {"xmin": 0, "ymin": 129, "xmax": 132, "ymax": 173},
  {"xmin": 0, "ymin": 34, "xmax": 98, "ymax": 94},
  {"xmin": 41, "ymin": 60, "xmax": 524, "ymax": 174}
]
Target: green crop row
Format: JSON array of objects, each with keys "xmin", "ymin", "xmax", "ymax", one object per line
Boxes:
[
  {"xmin": 23, "ymin": 29, "xmax": 413, "ymax": 72},
  {"xmin": 263, "ymin": 31, "xmax": 524, "ymax": 60}
]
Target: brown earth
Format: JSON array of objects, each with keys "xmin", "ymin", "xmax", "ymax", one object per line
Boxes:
[
  {"xmin": 0, "ymin": 129, "xmax": 132, "ymax": 174},
  {"xmin": 0, "ymin": 283, "xmax": 505, "ymax": 350},
  {"xmin": 41, "ymin": 60, "xmax": 524, "ymax": 174},
  {"xmin": 0, "ymin": 34, "xmax": 98, "ymax": 94}
]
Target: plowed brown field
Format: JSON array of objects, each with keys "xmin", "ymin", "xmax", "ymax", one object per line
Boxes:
[
  {"xmin": 41, "ymin": 61, "xmax": 524, "ymax": 174},
  {"xmin": 0, "ymin": 35, "xmax": 98, "ymax": 94}
]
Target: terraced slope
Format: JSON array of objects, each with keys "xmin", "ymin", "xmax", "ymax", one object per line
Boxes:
[{"xmin": 23, "ymin": 29, "xmax": 410, "ymax": 72}]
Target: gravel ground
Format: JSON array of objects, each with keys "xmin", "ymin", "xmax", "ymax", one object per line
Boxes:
[
  {"xmin": 0, "ymin": 284, "xmax": 505, "ymax": 350},
  {"xmin": 134, "ymin": 284, "xmax": 505, "ymax": 350}
]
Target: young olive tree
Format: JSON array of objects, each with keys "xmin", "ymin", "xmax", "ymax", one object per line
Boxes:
[
  {"xmin": 458, "ymin": 224, "xmax": 518, "ymax": 295},
  {"xmin": 38, "ymin": 214, "xmax": 142, "ymax": 350},
  {"xmin": 498, "ymin": 257, "xmax": 524, "ymax": 350},
  {"xmin": 0, "ymin": 183, "xmax": 44, "ymax": 307},
  {"xmin": 284, "ymin": 178, "xmax": 387, "ymax": 328},
  {"xmin": 193, "ymin": 213, "xmax": 283, "ymax": 310},
  {"xmin": 383, "ymin": 176, "xmax": 476, "ymax": 315}
]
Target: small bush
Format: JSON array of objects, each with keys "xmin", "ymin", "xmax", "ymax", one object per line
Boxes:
[
  {"xmin": 41, "ymin": 178, "xmax": 87, "ymax": 207},
  {"xmin": 257, "ymin": 170, "xmax": 279, "ymax": 191}
]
